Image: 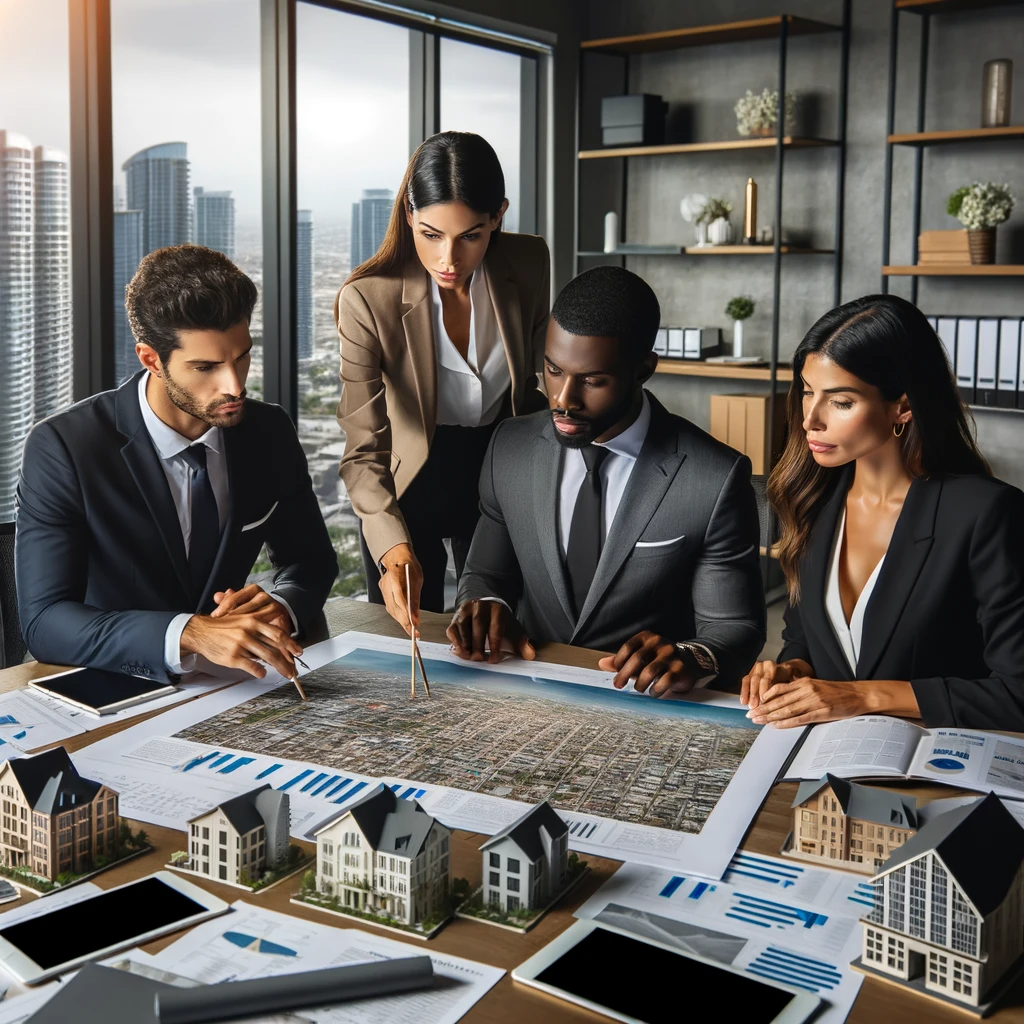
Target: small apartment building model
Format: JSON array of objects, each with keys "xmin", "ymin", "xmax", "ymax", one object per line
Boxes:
[
  {"xmin": 0, "ymin": 747, "xmax": 118, "ymax": 881},
  {"xmin": 480, "ymin": 800, "xmax": 569, "ymax": 912},
  {"xmin": 791, "ymin": 774, "xmax": 918, "ymax": 873},
  {"xmin": 315, "ymin": 784, "xmax": 451, "ymax": 927},
  {"xmin": 187, "ymin": 785, "xmax": 289, "ymax": 884},
  {"xmin": 858, "ymin": 793, "xmax": 1024, "ymax": 1010}
]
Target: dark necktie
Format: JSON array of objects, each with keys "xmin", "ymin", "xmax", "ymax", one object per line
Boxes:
[
  {"xmin": 566, "ymin": 445, "xmax": 611, "ymax": 617},
  {"xmin": 179, "ymin": 444, "xmax": 222, "ymax": 605}
]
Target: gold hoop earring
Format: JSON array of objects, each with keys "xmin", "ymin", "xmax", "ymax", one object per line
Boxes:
[{"xmin": 893, "ymin": 421, "xmax": 906, "ymax": 438}]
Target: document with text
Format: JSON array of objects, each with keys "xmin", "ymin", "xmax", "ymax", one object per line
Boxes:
[{"xmin": 785, "ymin": 715, "xmax": 1024, "ymax": 798}]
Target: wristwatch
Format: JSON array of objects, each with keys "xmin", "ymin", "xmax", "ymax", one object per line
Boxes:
[{"xmin": 674, "ymin": 642, "xmax": 719, "ymax": 688}]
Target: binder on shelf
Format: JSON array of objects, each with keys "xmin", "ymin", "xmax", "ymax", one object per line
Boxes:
[
  {"xmin": 976, "ymin": 319, "xmax": 999, "ymax": 408},
  {"xmin": 683, "ymin": 327, "xmax": 721, "ymax": 360},
  {"xmin": 955, "ymin": 318, "xmax": 978, "ymax": 405},
  {"xmin": 654, "ymin": 327, "xmax": 668, "ymax": 356},
  {"xmin": 667, "ymin": 328, "xmax": 684, "ymax": 358},
  {"xmin": 936, "ymin": 317, "xmax": 958, "ymax": 373},
  {"xmin": 999, "ymin": 319, "xmax": 1021, "ymax": 408}
]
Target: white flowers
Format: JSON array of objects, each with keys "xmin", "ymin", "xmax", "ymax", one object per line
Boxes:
[
  {"xmin": 735, "ymin": 89, "xmax": 797, "ymax": 137},
  {"xmin": 954, "ymin": 182, "xmax": 1015, "ymax": 230}
]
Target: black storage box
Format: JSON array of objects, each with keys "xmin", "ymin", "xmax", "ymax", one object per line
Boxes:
[{"xmin": 600, "ymin": 94, "xmax": 668, "ymax": 146}]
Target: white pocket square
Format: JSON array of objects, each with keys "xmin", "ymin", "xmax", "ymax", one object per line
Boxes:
[
  {"xmin": 241, "ymin": 500, "xmax": 279, "ymax": 532},
  {"xmin": 635, "ymin": 534, "xmax": 685, "ymax": 548}
]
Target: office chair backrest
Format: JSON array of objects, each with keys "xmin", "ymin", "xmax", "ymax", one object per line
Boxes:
[{"xmin": 0, "ymin": 522, "xmax": 27, "ymax": 669}]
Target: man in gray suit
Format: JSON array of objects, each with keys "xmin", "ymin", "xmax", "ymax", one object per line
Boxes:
[{"xmin": 447, "ymin": 266, "xmax": 765, "ymax": 696}]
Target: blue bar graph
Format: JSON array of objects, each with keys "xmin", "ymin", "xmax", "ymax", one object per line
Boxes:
[
  {"xmin": 255, "ymin": 764, "xmax": 283, "ymax": 780},
  {"xmin": 747, "ymin": 947, "xmax": 844, "ymax": 993},
  {"xmin": 333, "ymin": 780, "xmax": 368, "ymax": 804},
  {"xmin": 414, "ymin": 789, "xmax": 426, "ymax": 799},
  {"xmin": 300, "ymin": 773, "xmax": 329, "ymax": 793},
  {"xmin": 0, "ymin": 716, "xmax": 17, "ymax": 726},
  {"xmin": 659, "ymin": 876, "xmax": 685, "ymax": 898},
  {"xmin": 218, "ymin": 757, "xmax": 255, "ymax": 774},
  {"xmin": 278, "ymin": 769, "xmax": 314, "ymax": 792},
  {"xmin": 725, "ymin": 852, "xmax": 803, "ymax": 889},
  {"xmin": 726, "ymin": 893, "xmax": 828, "ymax": 931},
  {"xmin": 689, "ymin": 882, "xmax": 712, "ymax": 900},
  {"xmin": 181, "ymin": 751, "xmax": 220, "ymax": 772},
  {"xmin": 209, "ymin": 754, "xmax": 234, "ymax": 769},
  {"xmin": 848, "ymin": 881, "xmax": 877, "ymax": 909},
  {"xmin": 311, "ymin": 775, "xmax": 341, "ymax": 796},
  {"xmin": 399, "ymin": 786, "xmax": 416, "ymax": 799},
  {"xmin": 325, "ymin": 778, "xmax": 353, "ymax": 798}
]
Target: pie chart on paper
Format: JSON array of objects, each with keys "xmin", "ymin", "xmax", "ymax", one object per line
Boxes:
[
  {"xmin": 925, "ymin": 757, "xmax": 966, "ymax": 774},
  {"xmin": 222, "ymin": 931, "xmax": 298, "ymax": 957}
]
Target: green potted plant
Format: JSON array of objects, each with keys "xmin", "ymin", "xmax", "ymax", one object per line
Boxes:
[
  {"xmin": 947, "ymin": 182, "xmax": 1015, "ymax": 264},
  {"xmin": 725, "ymin": 296, "xmax": 755, "ymax": 358},
  {"xmin": 703, "ymin": 198, "xmax": 735, "ymax": 245}
]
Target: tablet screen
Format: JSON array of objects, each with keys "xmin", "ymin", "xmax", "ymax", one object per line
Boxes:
[
  {"xmin": 535, "ymin": 928, "xmax": 795, "ymax": 1024},
  {"xmin": 0, "ymin": 877, "xmax": 206, "ymax": 970}
]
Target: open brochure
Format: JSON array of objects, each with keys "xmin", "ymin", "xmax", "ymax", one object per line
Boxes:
[{"xmin": 784, "ymin": 715, "xmax": 1024, "ymax": 799}]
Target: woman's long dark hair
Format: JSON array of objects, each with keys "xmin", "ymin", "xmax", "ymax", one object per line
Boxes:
[
  {"xmin": 344, "ymin": 131, "xmax": 506, "ymax": 286},
  {"xmin": 768, "ymin": 294, "xmax": 990, "ymax": 601}
]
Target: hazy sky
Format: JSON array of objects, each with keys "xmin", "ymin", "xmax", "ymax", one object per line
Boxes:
[{"xmin": 2, "ymin": 0, "xmax": 523, "ymax": 230}]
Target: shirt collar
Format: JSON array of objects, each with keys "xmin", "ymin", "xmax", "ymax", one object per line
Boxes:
[
  {"xmin": 593, "ymin": 390, "xmax": 651, "ymax": 461},
  {"xmin": 137, "ymin": 372, "xmax": 221, "ymax": 461}
]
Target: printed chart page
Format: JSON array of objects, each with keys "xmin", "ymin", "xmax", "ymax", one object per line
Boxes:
[
  {"xmin": 906, "ymin": 728, "xmax": 1024, "ymax": 798},
  {"xmin": 784, "ymin": 716, "xmax": 927, "ymax": 781},
  {"xmin": 574, "ymin": 852, "xmax": 867, "ymax": 1024},
  {"xmin": 146, "ymin": 902, "xmax": 504, "ymax": 1024}
]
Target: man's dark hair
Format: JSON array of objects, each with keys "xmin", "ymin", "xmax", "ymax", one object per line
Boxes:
[
  {"xmin": 125, "ymin": 244, "xmax": 258, "ymax": 363},
  {"xmin": 550, "ymin": 266, "xmax": 661, "ymax": 362}
]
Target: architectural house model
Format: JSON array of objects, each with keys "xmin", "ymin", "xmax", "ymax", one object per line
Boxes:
[
  {"xmin": 854, "ymin": 793, "xmax": 1024, "ymax": 1012},
  {"xmin": 186, "ymin": 785, "xmax": 289, "ymax": 885},
  {"xmin": 0, "ymin": 747, "xmax": 118, "ymax": 882},
  {"xmin": 480, "ymin": 800, "xmax": 569, "ymax": 913},
  {"xmin": 312, "ymin": 784, "xmax": 451, "ymax": 928},
  {"xmin": 787, "ymin": 774, "xmax": 918, "ymax": 873}
]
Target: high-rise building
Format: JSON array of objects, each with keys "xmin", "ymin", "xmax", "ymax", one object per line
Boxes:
[
  {"xmin": 349, "ymin": 188, "xmax": 392, "ymax": 270},
  {"xmin": 123, "ymin": 142, "xmax": 190, "ymax": 254},
  {"xmin": 296, "ymin": 209, "xmax": 313, "ymax": 362},
  {"xmin": 0, "ymin": 131, "xmax": 36, "ymax": 519},
  {"xmin": 193, "ymin": 187, "xmax": 235, "ymax": 258},
  {"xmin": 33, "ymin": 146, "xmax": 72, "ymax": 421},
  {"xmin": 114, "ymin": 210, "xmax": 145, "ymax": 383}
]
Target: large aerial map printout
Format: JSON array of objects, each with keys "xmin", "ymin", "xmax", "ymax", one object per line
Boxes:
[
  {"xmin": 175, "ymin": 647, "xmax": 757, "ymax": 836},
  {"xmin": 71, "ymin": 633, "xmax": 801, "ymax": 877}
]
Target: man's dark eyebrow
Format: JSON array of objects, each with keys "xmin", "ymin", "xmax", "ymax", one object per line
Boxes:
[
  {"xmin": 544, "ymin": 357, "xmax": 610, "ymax": 376},
  {"xmin": 420, "ymin": 220, "xmax": 485, "ymax": 234},
  {"xmin": 185, "ymin": 358, "xmax": 222, "ymax": 366}
]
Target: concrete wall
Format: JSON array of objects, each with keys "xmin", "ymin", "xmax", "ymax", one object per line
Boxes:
[{"xmin": 580, "ymin": 0, "xmax": 1024, "ymax": 486}]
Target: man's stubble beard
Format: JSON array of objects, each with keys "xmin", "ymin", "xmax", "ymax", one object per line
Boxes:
[{"xmin": 162, "ymin": 370, "xmax": 246, "ymax": 428}]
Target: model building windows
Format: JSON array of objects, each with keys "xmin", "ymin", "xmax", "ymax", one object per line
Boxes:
[
  {"xmin": 507, "ymin": 858, "xmax": 520, "ymax": 874},
  {"xmin": 489, "ymin": 891, "xmax": 500, "ymax": 907},
  {"xmin": 909, "ymin": 860, "xmax": 927, "ymax": 939},
  {"xmin": 202, "ymin": 844, "xmax": 209, "ymax": 857},
  {"xmin": 489, "ymin": 871, "xmax": 500, "ymax": 886},
  {"xmin": 507, "ymin": 877, "xmax": 520, "ymax": 892},
  {"xmin": 507, "ymin": 895, "xmax": 520, "ymax": 912},
  {"xmin": 489, "ymin": 852, "xmax": 500, "ymax": 868},
  {"xmin": 219, "ymin": 865, "xmax": 227, "ymax": 880},
  {"xmin": 202, "ymin": 827, "xmax": 209, "ymax": 840},
  {"xmin": 887, "ymin": 869, "xmax": 906, "ymax": 932}
]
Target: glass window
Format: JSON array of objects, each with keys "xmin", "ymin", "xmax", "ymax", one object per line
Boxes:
[
  {"xmin": 440, "ymin": 38, "xmax": 525, "ymax": 233},
  {"xmin": 0, "ymin": 0, "xmax": 73, "ymax": 521},
  {"xmin": 295, "ymin": 3, "xmax": 412, "ymax": 600},
  {"xmin": 507, "ymin": 857, "xmax": 520, "ymax": 874},
  {"xmin": 110, "ymin": 0, "xmax": 263, "ymax": 394}
]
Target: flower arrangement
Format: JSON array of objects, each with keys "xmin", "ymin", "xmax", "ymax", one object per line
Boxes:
[
  {"xmin": 735, "ymin": 89, "xmax": 797, "ymax": 137},
  {"xmin": 679, "ymin": 193, "xmax": 708, "ymax": 224},
  {"xmin": 947, "ymin": 182, "xmax": 1015, "ymax": 230},
  {"xmin": 700, "ymin": 198, "xmax": 733, "ymax": 225},
  {"xmin": 725, "ymin": 296, "xmax": 755, "ymax": 321}
]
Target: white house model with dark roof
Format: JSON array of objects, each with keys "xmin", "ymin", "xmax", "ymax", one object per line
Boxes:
[
  {"xmin": 0, "ymin": 746, "xmax": 118, "ymax": 881},
  {"xmin": 186, "ymin": 785, "xmax": 289, "ymax": 885},
  {"xmin": 313, "ymin": 784, "xmax": 451, "ymax": 927},
  {"xmin": 857, "ymin": 793, "xmax": 1024, "ymax": 1010},
  {"xmin": 790, "ymin": 774, "xmax": 918, "ymax": 873},
  {"xmin": 480, "ymin": 800, "xmax": 568, "ymax": 913}
]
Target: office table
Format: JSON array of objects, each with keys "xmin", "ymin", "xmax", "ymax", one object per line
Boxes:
[{"xmin": 0, "ymin": 598, "xmax": 1013, "ymax": 1023}]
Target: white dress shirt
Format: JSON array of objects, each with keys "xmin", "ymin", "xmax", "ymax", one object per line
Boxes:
[
  {"xmin": 825, "ymin": 508, "xmax": 886, "ymax": 676},
  {"xmin": 137, "ymin": 375, "xmax": 295, "ymax": 676},
  {"xmin": 431, "ymin": 270, "xmax": 510, "ymax": 427},
  {"xmin": 557, "ymin": 391, "xmax": 652, "ymax": 556}
]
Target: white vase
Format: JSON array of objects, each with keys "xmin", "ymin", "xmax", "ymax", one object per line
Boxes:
[
  {"xmin": 733, "ymin": 320, "xmax": 744, "ymax": 358},
  {"xmin": 708, "ymin": 217, "xmax": 734, "ymax": 245},
  {"xmin": 694, "ymin": 222, "xmax": 709, "ymax": 248}
]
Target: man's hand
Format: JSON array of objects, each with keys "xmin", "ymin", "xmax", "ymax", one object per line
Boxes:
[
  {"xmin": 447, "ymin": 600, "xmax": 535, "ymax": 663},
  {"xmin": 211, "ymin": 584, "xmax": 291, "ymax": 631},
  {"xmin": 740, "ymin": 658, "xmax": 813, "ymax": 710},
  {"xmin": 378, "ymin": 544, "xmax": 423, "ymax": 637},
  {"xmin": 181, "ymin": 614, "xmax": 304, "ymax": 681},
  {"xmin": 597, "ymin": 631, "xmax": 693, "ymax": 698}
]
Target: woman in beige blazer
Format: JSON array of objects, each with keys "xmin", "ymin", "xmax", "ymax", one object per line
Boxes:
[{"xmin": 336, "ymin": 131, "xmax": 550, "ymax": 632}]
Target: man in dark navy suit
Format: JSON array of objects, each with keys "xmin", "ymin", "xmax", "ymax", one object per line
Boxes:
[{"xmin": 16, "ymin": 245, "xmax": 338, "ymax": 683}]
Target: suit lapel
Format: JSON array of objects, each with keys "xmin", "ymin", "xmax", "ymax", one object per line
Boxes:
[
  {"xmin": 798, "ymin": 467, "xmax": 853, "ymax": 676},
  {"xmin": 401, "ymin": 263, "xmax": 436, "ymax": 441},
  {"xmin": 533, "ymin": 422, "xmax": 575, "ymax": 626},
  {"xmin": 856, "ymin": 477, "xmax": 940, "ymax": 680},
  {"xmin": 483, "ymin": 244, "xmax": 523, "ymax": 411},
  {"xmin": 115, "ymin": 375, "xmax": 192, "ymax": 603},
  {"xmin": 572, "ymin": 400, "xmax": 683, "ymax": 641}
]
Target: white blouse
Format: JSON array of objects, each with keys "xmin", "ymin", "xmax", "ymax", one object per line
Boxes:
[
  {"xmin": 430, "ymin": 270, "xmax": 510, "ymax": 427},
  {"xmin": 825, "ymin": 508, "xmax": 886, "ymax": 676}
]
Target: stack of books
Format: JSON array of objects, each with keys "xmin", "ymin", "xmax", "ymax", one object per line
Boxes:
[{"xmin": 917, "ymin": 230, "xmax": 970, "ymax": 265}]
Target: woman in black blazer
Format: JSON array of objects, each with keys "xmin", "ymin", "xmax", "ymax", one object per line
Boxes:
[{"xmin": 741, "ymin": 294, "xmax": 1024, "ymax": 731}]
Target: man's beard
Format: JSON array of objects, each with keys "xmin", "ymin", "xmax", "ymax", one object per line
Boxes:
[
  {"xmin": 550, "ymin": 390, "xmax": 636, "ymax": 450},
  {"xmin": 163, "ymin": 371, "xmax": 246, "ymax": 428}
]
